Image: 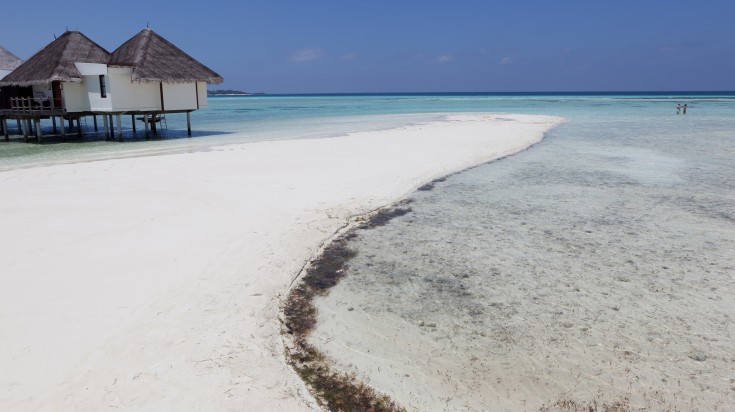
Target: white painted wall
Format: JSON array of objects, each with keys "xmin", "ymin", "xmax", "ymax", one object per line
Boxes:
[
  {"xmin": 86, "ymin": 75, "xmax": 112, "ymax": 111},
  {"xmin": 197, "ymin": 82, "xmax": 208, "ymax": 108},
  {"xmin": 108, "ymin": 67, "xmax": 160, "ymax": 111},
  {"xmin": 162, "ymin": 82, "xmax": 197, "ymax": 111},
  {"xmin": 62, "ymin": 81, "xmax": 90, "ymax": 112},
  {"xmin": 60, "ymin": 75, "xmax": 111, "ymax": 113}
]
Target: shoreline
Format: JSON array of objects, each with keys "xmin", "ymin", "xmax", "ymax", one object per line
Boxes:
[
  {"xmin": 281, "ymin": 201, "xmax": 414, "ymax": 411},
  {"xmin": 0, "ymin": 113, "xmax": 562, "ymax": 410},
  {"xmin": 278, "ymin": 134, "xmax": 566, "ymax": 409}
]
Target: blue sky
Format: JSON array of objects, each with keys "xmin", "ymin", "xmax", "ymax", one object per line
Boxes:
[{"xmin": 2, "ymin": 1, "xmax": 733, "ymax": 93}]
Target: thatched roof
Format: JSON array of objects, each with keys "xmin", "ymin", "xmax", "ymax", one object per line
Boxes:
[
  {"xmin": 0, "ymin": 31, "xmax": 109, "ymax": 87},
  {"xmin": 0, "ymin": 45, "xmax": 23, "ymax": 72},
  {"xmin": 109, "ymin": 28, "xmax": 223, "ymax": 84}
]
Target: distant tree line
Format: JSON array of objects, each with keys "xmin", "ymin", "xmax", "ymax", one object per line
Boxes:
[{"xmin": 207, "ymin": 89, "xmax": 263, "ymax": 96}]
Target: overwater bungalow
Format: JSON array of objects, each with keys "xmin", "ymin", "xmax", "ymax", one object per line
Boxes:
[
  {"xmin": 0, "ymin": 28, "xmax": 222, "ymax": 142},
  {"xmin": 107, "ymin": 28, "xmax": 223, "ymax": 135},
  {"xmin": 0, "ymin": 31, "xmax": 110, "ymax": 140},
  {"xmin": 0, "ymin": 45, "xmax": 24, "ymax": 136}
]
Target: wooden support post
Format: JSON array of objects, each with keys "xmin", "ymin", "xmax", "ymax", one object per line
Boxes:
[
  {"xmin": 131, "ymin": 115, "xmax": 136, "ymax": 133},
  {"xmin": 3, "ymin": 118, "xmax": 8, "ymax": 141},
  {"xmin": 116, "ymin": 114, "xmax": 122, "ymax": 141},
  {"xmin": 93, "ymin": 115, "xmax": 98, "ymax": 131},
  {"xmin": 35, "ymin": 118, "xmax": 42, "ymax": 143},
  {"xmin": 16, "ymin": 119, "xmax": 21, "ymax": 132},
  {"xmin": 151, "ymin": 114, "xmax": 157, "ymax": 135},
  {"xmin": 23, "ymin": 119, "xmax": 29, "ymax": 142},
  {"xmin": 52, "ymin": 116, "xmax": 57, "ymax": 134},
  {"xmin": 109, "ymin": 115, "xmax": 114, "ymax": 137},
  {"xmin": 0, "ymin": 117, "xmax": 4, "ymax": 136},
  {"xmin": 76, "ymin": 117, "xmax": 81, "ymax": 137},
  {"xmin": 60, "ymin": 116, "xmax": 66, "ymax": 138},
  {"xmin": 68, "ymin": 117, "xmax": 73, "ymax": 129},
  {"xmin": 144, "ymin": 114, "xmax": 150, "ymax": 139},
  {"xmin": 103, "ymin": 114, "xmax": 109, "ymax": 139},
  {"xmin": 186, "ymin": 112, "xmax": 192, "ymax": 136}
]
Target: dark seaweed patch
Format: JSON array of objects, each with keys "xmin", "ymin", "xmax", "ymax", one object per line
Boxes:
[
  {"xmin": 417, "ymin": 176, "xmax": 448, "ymax": 192},
  {"xmin": 282, "ymin": 206, "xmax": 409, "ymax": 411},
  {"xmin": 417, "ymin": 183, "xmax": 433, "ymax": 191},
  {"xmin": 357, "ymin": 201, "xmax": 414, "ymax": 229}
]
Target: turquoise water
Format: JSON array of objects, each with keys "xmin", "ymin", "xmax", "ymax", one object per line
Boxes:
[
  {"xmin": 305, "ymin": 94, "xmax": 735, "ymax": 410},
  {"xmin": 1, "ymin": 92, "xmax": 733, "ymax": 171}
]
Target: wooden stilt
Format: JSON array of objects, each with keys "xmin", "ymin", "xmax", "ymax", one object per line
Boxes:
[
  {"xmin": 52, "ymin": 116, "xmax": 57, "ymax": 134},
  {"xmin": 116, "ymin": 114, "xmax": 122, "ymax": 141},
  {"xmin": 109, "ymin": 115, "xmax": 114, "ymax": 137},
  {"xmin": 151, "ymin": 114, "xmax": 157, "ymax": 135},
  {"xmin": 60, "ymin": 116, "xmax": 66, "ymax": 138},
  {"xmin": 144, "ymin": 114, "xmax": 150, "ymax": 139},
  {"xmin": 76, "ymin": 117, "xmax": 81, "ymax": 137},
  {"xmin": 35, "ymin": 118, "xmax": 42, "ymax": 143},
  {"xmin": 186, "ymin": 112, "xmax": 192, "ymax": 136},
  {"xmin": 0, "ymin": 117, "xmax": 4, "ymax": 136},
  {"xmin": 23, "ymin": 119, "xmax": 29, "ymax": 142},
  {"xmin": 16, "ymin": 119, "xmax": 21, "ymax": 132},
  {"xmin": 68, "ymin": 117, "xmax": 73, "ymax": 129},
  {"xmin": 131, "ymin": 115, "xmax": 136, "ymax": 133},
  {"xmin": 103, "ymin": 114, "xmax": 109, "ymax": 139},
  {"xmin": 93, "ymin": 115, "xmax": 98, "ymax": 131},
  {"xmin": 3, "ymin": 118, "xmax": 8, "ymax": 141}
]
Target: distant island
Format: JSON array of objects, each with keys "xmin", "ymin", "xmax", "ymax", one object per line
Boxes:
[{"xmin": 207, "ymin": 89, "xmax": 264, "ymax": 96}]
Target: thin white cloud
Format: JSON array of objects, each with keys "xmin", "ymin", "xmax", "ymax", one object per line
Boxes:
[
  {"xmin": 500, "ymin": 57, "xmax": 514, "ymax": 65},
  {"xmin": 340, "ymin": 53, "xmax": 358, "ymax": 61},
  {"xmin": 437, "ymin": 54, "xmax": 454, "ymax": 63},
  {"xmin": 291, "ymin": 48, "xmax": 324, "ymax": 62}
]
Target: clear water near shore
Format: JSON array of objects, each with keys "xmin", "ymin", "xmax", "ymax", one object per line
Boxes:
[
  {"xmin": 308, "ymin": 95, "xmax": 735, "ymax": 410},
  {"xmin": 2, "ymin": 92, "xmax": 733, "ymax": 171}
]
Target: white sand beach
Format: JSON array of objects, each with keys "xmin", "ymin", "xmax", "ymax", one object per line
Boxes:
[{"xmin": 0, "ymin": 113, "xmax": 560, "ymax": 410}]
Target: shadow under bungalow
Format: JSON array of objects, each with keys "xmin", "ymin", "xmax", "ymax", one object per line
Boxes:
[{"xmin": 0, "ymin": 28, "xmax": 223, "ymax": 142}]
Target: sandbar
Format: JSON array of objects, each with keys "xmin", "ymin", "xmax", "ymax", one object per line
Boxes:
[{"xmin": 0, "ymin": 113, "xmax": 561, "ymax": 410}]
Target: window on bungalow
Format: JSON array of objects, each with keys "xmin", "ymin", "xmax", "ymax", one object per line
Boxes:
[{"xmin": 99, "ymin": 75, "xmax": 107, "ymax": 98}]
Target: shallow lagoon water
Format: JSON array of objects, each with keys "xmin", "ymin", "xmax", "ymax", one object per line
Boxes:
[
  {"xmin": 311, "ymin": 100, "xmax": 735, "ymax": 410},
  {"xmin": 2, "ymin": 92, "xmax": 732, "ymax": 171}
]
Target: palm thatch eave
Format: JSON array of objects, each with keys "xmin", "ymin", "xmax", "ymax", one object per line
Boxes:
[
  {"xmin": 130, "ymin": 74, "xmax": 224, "ymax": 84},
  {"xmin": 0, "ymin": 76, "xmax": 84, "ymax": 87}
]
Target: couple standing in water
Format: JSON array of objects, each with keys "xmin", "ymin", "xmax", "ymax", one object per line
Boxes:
[{"xmin": 677, "ymin": 103, "xmax": 688, "ymax": 114}]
